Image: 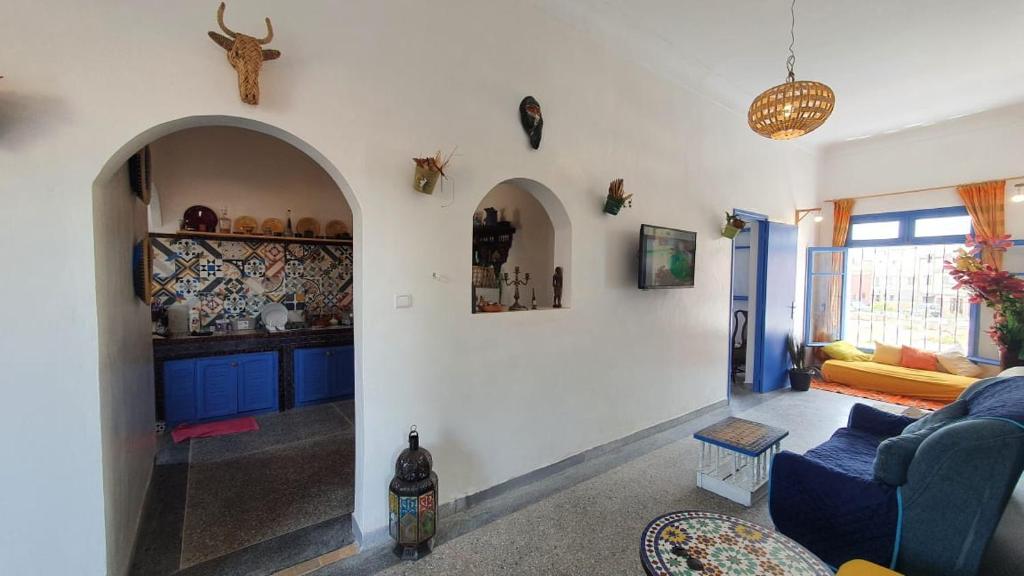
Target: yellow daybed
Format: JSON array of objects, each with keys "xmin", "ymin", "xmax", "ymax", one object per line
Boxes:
[{"xmin": 821, "ymin": 360, "xmax": 978, "ymax": 402}]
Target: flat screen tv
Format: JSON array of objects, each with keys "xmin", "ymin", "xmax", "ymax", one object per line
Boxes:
[{"xmin": 638, "ymin": 224, "xmax": 696, "ymax": 289}]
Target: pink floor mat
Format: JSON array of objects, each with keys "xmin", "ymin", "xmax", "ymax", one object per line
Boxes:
[{"xmin": 172, "ymin": 416, "xmax": 260, "ymax": 443}]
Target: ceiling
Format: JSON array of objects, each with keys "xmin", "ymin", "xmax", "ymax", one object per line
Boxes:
[{"xmin": 538, "ymin": 0, "xmax": 1024, "ymax": 148}]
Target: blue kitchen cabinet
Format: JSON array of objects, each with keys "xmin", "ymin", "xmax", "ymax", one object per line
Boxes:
[
  {"xmin": 295, "ymin": 346, "xmax": 354, "ymax": 405},
  {"xmin": 164, "ymin": 359, "xmax": 197, "ymax": 423},
  {"xmin": 163, "ymin": 352, "xmax": 278, "ymax": 425}
]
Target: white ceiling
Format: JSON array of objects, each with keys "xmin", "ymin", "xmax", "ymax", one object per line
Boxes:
[{"xmin": 539, "ymin": 0, "xmax": 1024, "ymax": 147}]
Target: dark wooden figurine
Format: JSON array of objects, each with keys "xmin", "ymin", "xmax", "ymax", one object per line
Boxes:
[
  {"xmin": 519, "ymin": 96, "xmax": 543, "ymax": 149},
  {"xmin": 552, "ymin": 266, "xmax": 563, "ymax": 308}
]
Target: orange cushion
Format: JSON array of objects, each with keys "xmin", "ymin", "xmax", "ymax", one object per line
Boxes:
[{"xmin": 901, "ymin": 346, "xmax": 938, "ymax": 372}]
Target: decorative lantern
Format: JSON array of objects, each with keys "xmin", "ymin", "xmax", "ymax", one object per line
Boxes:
[{"xmin": 389, "ymin": 426, "xmax": 438, "ymax": 560}]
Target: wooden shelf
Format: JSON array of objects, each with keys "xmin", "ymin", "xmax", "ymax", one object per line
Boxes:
[{"xmin": 150, "ymin": 231, "xmax": 352, "ymax": 246}]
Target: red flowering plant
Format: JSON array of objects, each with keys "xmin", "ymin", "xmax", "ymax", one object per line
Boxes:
[{"xmin": 945, "ymin": 234, "xmax": 1024, "ymax": 360}]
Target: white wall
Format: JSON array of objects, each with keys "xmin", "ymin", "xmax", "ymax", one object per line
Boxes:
[
  {"xmin": 818, "ymin": 104, "xmax": 1024, "ymax": 360},
  {"xmin": 149, "ymin": 126, "xmax": 353, "ymax": 234},
  {"xmin": 93, "ymin": 164, "xmax": 157, "ymax": 575},
  {"xmin": 476, "ymin": 182, "xmax": 556, "ymax": 307},
  {"xmin": 0, "ymin": 1, "xmax": 817, "ymax": 573}
]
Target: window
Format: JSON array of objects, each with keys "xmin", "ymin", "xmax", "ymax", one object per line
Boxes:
[{"xmin": 806, "ymin": 206, "xmax": 975, "ymax": 352}]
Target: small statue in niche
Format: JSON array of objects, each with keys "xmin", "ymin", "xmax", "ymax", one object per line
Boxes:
[
  {"xmin": 552, "ymin": 267, "xmax": 563, "ymax": 308},
  {"xmin": 519, "ymin": 96, "xmax": 543, "ymax": 149}
]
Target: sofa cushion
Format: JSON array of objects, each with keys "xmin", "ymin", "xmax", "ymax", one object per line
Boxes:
[
  {"xmin": 874, "ymin": 421, "xmax": 946, "ymax": 486},
  {"xmin": 937, "ymin": 350, "xmax": 983, "ymax": 377},
  {"xmin": 805, "ymin": 427, "xmax": 881, "ymax": 481},
  {"xmin": 901, "ymin": 346, "xmax": 938, "ymax": 372},
  {"xmin": 824, "ymin": 340, "xmax": 873, "ymax": 362},
  {"xmin": 873, "ymin": 341, "xmax": 902, "ymax": 366}
]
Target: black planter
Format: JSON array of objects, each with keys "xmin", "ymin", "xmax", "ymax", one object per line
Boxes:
[{"xmin": 788, "ymin": 369, "xmax": 812, "ymax": 392}]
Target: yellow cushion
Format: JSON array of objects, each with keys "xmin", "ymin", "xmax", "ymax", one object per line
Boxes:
[
  {"xmin": 837, "ymin": 559, "xmax": 903, "ymax": 575},
  {"xmin": 822, "ymin": 360, "xmax": 977, "ymax": 402},
  {"xmin": 823, "ymin": 340, "xmax": 872, "ymax": 362},
  {"xmin": 873, "ymin": 341, "xmax": 902, "ymax": 366}
]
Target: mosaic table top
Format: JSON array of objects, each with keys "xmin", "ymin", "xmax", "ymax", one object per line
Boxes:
[
  {"xmin": 693, "ymin": 417, "xmax": 789, "ymax": 457},
  {"xmin": 640, "ymin": 511, "xmax": 831, "ymax": 576}
]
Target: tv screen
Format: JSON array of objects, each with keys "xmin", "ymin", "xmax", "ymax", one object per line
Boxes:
[{"xmin": 638, "ymin": 224, "xmax": 696, "ymax": 289}]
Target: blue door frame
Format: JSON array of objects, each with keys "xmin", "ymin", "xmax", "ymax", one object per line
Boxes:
[{"xmin": 727, "ymin": 210, "xmax": 768, "ymax": 399}]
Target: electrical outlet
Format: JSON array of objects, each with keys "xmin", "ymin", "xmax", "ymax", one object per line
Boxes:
[{"xmin": 395, "ymin": 294, "xmax": 413, "ymax": 309}]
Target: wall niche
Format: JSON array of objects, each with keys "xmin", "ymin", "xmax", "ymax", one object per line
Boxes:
[{"xmin": 471, "ymin": 179, "xmax": 570, "ymax": 313}]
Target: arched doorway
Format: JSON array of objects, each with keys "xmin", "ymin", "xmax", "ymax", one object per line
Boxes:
[{"xmin": 91, "ymin": 116, "xmax": 364, "ymax": 575}]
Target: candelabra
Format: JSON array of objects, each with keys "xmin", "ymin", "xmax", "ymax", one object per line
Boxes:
[{"xmin": 503, "ymin": 266, "xmax": 531, "ymax": 311}]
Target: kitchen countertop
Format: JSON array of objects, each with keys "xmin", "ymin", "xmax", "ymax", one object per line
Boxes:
[{"xmin": 153, "ymin": 326, "xmax": 353, "ymax": 345}]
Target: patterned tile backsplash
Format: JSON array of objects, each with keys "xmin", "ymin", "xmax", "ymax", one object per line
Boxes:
[{"xmin": 151, "ymin": 236, "xmax": 353, "ymax": 329}]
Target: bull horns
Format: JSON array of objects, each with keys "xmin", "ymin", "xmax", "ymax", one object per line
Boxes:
[{"xmin": 216, "ymin": 2, "xmax": 274, "ymax": 44}]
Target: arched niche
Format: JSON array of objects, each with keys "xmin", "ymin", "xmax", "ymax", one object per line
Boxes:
[
  {"xmin": 471, "ymin": 178, "xmax": 571, "ymax": 311},
  {"xmin": 90, "ymin": 115, "xmax": 366, "ymax": 551}
]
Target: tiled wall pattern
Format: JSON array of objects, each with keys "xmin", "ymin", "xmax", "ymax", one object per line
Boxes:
[{"xmin": 151, "ymin": 236, "xmax": 353, "ymax": 329}]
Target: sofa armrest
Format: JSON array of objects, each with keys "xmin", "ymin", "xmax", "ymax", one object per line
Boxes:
[
  {"xmin": 848, "ymin": 403, "xmax": 916, "ymax": 439},
  {"xmin": 770, "ymin": 450, "xmax": 899, "ymax": 568}
]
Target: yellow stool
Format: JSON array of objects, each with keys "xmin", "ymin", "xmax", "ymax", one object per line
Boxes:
[{"xmin": 836, "ymin": 560, "xmax": 902, "ymax": 576}]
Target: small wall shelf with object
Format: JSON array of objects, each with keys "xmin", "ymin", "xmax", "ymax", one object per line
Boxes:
[
  {"xmin": 294, "ymin": 345, "xmax": 355, "ymax": 405},
  {"xmin": 163, "ymin": 351, "xmax": 278, "ymax": 425},
  {"xmin": 150, "ymin": 231, "xmax": 352, "ymax": 246}
]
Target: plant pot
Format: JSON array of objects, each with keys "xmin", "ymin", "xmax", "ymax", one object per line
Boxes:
[
  {"xmin": 604, "ymin": 197, "xmax": 624, "ymax": 215},
  {"xmin": 722, "ymin": 225, "xmax": 743, "ymax": 239},
  {"xmin": 413, "ymin": 165, "xmax": 441, "ymax": 195},
  {"xmin": 788, "ymin": 369, "xmax": 813, "ymax": 391},
  {"xmin": 1001, "ymin": 343, "xmax": 1024, "ymax": 370}
]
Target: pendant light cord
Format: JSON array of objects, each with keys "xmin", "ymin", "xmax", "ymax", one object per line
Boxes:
[{"xmin": 786, "ymin": 0, "xmax": 797, "ymax": 83}]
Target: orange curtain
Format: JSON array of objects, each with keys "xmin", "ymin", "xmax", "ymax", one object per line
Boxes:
[
  {"xmin": 815, "ymin": 199, "xmax": 855, "ymax": 343},
  {"xmin": 957, "ymin": 180, "xmax": 1006, "ymax": 269},
  {"xmin": 832, "ymin": 199, "xmax": 855, "ymax": 247}
]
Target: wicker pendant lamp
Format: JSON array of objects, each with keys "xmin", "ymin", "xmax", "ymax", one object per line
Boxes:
[{"xmin": 748, "ymin": 0, "xmax": 834, "ymax": 140}]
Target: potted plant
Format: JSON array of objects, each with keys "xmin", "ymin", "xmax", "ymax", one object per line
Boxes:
[
  {"xmin": 946, "ymin": 234, "xmax": 1024, "ymax": 369},
  {"xmin": 786, "ymin": 334, "xmax": 813, "ymax": 391},
  {"xmin": 603, "ymin": 178, "xmax": 633, "ymax": 215},
  {"xmin": 722, "ymin": 212, "xmax": 747, "ymax": 239}
]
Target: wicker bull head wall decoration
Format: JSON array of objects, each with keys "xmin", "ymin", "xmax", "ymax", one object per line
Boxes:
[{"xmin": 208, "ymin": 2, "xmax": 280, "ymax": 105}]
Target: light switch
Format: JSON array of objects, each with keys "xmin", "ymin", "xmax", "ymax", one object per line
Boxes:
[{"xmin": 395, "ymin": 294, "xmax": 413, "ymax": 309}]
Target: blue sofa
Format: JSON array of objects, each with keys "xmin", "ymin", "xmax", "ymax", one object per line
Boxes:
[{"xmin": 769, "ymin": 376, "xmax": 1024, "ymax": 576}]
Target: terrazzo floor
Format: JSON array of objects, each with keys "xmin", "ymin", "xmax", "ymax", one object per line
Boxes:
[
  {"xmin": 316, "ymin": 386, "xmax": 1024, "ymax": 576},
  {"xmin": 130, "ymin": 400, "xmax": 356, "ymax": 576}
]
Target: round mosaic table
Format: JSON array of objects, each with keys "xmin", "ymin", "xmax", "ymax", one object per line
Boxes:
[{"xmin": 640, "ymin": 511, "xmax": 832, "ymax": 576}]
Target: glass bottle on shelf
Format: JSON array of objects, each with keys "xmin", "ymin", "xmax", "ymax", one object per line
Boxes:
[
  {"xmin": 285, "ymin": 210, "xmax": 294, "ymax": 237},
  {"xmin": 218, "ymin": 208, "xmax": 232, "ymax": 234}
]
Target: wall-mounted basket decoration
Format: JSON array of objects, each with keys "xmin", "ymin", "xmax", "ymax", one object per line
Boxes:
[
  {"xmin": 603, "ymin": 178, "xmax": 633, "ymax": 215},
  {"xmin": 519, "ymin": 96, "xmax": 543, "ymax": 149},
  {"xmin": 722, "ymin": 212, "xmax": 747, "ymax": 239},
  {"xmin": 129, "ymin": 146, "xmax": 152, "ymax": 205},
  {"xmin": 296, "ymin": 217, "xmax": 320, "ymax": 238},
  {"xmin": 133, "ymin": 237, "xmax": 152, "ymax": 305},
  {"xmin": 208, "ymin": 2, "xmax": 281, "ymax": 105},
  {"xmin": 412, "ymin": 150, "xmax": 454, "ymax": 195}
]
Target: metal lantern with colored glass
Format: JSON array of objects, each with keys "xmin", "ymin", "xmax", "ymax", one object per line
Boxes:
[{"xmin": 389, "ymin": 426, "xmax": 438, "ymax": 560}]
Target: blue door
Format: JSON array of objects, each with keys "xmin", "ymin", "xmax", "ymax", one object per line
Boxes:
[
  {"xmin": 238, "ymin": 353, "xmax": 278, "ymax": 413},
  {"xmin": 755, "ymin": 222, "xmax": 798, "ymax": 392},
  {"xmin": 329, "ymin": 346, "xmax": 355, "ymax": 399},
  {"xmin": 197, "ymin": 357, "xmax": 239, "ymax": 418}
]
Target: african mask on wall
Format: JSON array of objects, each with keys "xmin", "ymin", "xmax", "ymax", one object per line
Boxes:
[
  {"xmin": 208, "ymin": 2, "xmax": 281, "ymax": 105},
  {"xmin": 519, "ymin": 96, "xmax": 543, "ymax": 149}
]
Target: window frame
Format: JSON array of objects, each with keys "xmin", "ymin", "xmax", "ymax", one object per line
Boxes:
[
  {"xmin": 846, "ymin": 206, "xmax": 970, "ymax": 248},
  {"xmin": 806, "ymin": 206, "xmax": 976, "ymax": 348}
]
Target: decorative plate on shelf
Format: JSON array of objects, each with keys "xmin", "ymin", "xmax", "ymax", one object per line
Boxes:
[
  {"xmin": 182, "ymin": 205, "xmax": 218, "ymax": 232},
  {"xmin": 233, "ymin": 216, "xmax": 258, "ymax": 234},
  {"xmin": 261, "ymin": 218, "xmax": 285, "ymax": 236},
  {"xmin": 296, "ymin": 217, "xmax": 321, "ymax": 238},
  {"xmin": 261, "ymin": 302, "xmax": 288, "ymax": 332},
  {"xmin": 325, "ymin": 220, "xmax": 347, "ymax": 239}
]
